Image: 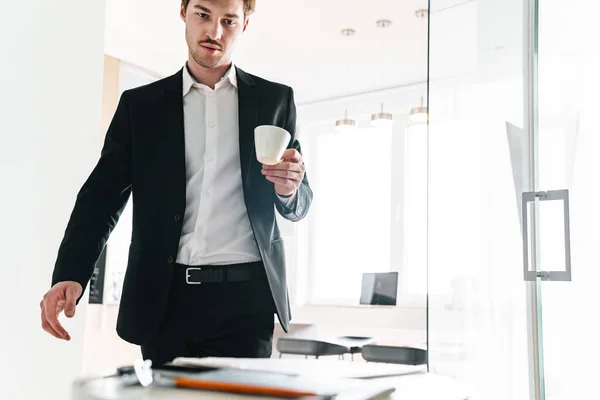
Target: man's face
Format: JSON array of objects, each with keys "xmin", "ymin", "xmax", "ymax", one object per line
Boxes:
[{"xmin": 181, "ymin": 0, "xmax": 248, "ymax": 69}]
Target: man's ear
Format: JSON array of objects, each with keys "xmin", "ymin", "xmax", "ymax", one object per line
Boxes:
[
  {"xmin": 242, "ymin": 17, "xmax": 249, "ymax": 33},
  {"xmin": 180, "ymin": 3, "xmax": 187, "ymax": 22}
]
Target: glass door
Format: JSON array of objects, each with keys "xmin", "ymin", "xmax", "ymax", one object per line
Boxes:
[
  {"xmin": 426, "ymin": 0, "xmax": 541, "ymax": 398},
  {"xmin": 428, "ymin": 0, "xmax": 600, "ymax": 398},
  {"xmin": 532, "ymin": 0, "xmax": 600, "ymax": 398}
]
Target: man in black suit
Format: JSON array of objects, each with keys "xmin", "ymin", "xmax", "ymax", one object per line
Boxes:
[{"xmin": 40, "ymin": 0, "xmax": 312, "ymax": 366}]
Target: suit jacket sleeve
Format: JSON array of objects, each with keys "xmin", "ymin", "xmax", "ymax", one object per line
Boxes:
[
  {"xmin": 51, "ymin": 90, "xmax": 133, "ymax": 299},
  {"xmin": 274, "ymin": 87, "xmax": 313, "ymax": 222}
]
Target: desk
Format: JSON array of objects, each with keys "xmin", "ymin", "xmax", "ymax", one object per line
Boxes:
[{"xmin": 73, "ymin": 371, "xmax": 468, "ymax": 400}]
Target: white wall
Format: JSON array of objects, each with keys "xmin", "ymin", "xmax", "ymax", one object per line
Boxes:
[{"xmin": 0, "ymin": 1, "xmax": 106, "ymax": 398}]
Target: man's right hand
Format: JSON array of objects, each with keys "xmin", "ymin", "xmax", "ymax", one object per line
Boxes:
[{"xmin": 40, "ymin": 281, "xmax": 83, "ymax": 341}]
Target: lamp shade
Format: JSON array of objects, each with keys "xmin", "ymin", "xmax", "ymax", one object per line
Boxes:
[
  {"xmin": 371, "ymin": 103, "xmax": 394, "ymax": 128},
  {"xmin": 409, "ymin": 97, "xmax": 428, "ymax": 122},
  {"xmin": 334, "ymin": 109, "xmax": 357, "ymax": 132},
  {"xmin": 334, "ymin": 118, "xmax": 356, "ymax": 132}
]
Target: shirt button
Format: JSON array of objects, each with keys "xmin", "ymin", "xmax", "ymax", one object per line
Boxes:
[
  {"xmin": 208, "ymin": 92, "xmax": 215, "ymax": 98},
  {"xmin": 174, "ymin": 213, "xmax": 181, "ymax": 222},
  {"xmin": 208, "ymin": 121, "xmax": 215, "ymax": 128},
  {"xmin": 207, "ymin": 156, "xmax": 215, "ymax": 163},
  {"xmin": 167, "ymin": 256, "xmax": 174, "ymax": 264}
]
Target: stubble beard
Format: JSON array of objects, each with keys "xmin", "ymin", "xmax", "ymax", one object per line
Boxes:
[{"xmin": 186, "ymin": 27, "xmax": 225, "ymax": 69}]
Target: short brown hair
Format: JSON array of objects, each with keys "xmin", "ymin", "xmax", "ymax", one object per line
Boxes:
[{"xmin": 182, "ymin": 0, "xmax": 256, "ymax": 17}]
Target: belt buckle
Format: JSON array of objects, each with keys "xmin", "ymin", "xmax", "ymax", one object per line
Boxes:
[{"xmin": 186, "ymin": 267, "xmax": 203, "ymax": 285}]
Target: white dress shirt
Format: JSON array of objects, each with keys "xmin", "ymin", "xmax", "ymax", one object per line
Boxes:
[
  {"xmin": 176, "ymin": 63, "xmax": 264, "ymax": 266},
  {"xmin": 176, "ymin": 63, "xmax": 296, "ymax": 266}
]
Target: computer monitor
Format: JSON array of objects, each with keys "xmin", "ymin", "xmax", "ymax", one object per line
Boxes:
[{"xmin": 360, "ymin": 272, "xmax": 399, "ymax": 306}]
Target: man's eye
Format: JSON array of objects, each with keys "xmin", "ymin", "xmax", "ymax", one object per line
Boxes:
[
  {"xmin": 196, "ymin": 13, "xmax": 209, "ymax": 18},
  {"xmin": 224, "ymin": 20, "xmax": 236, "ymax": 26}
]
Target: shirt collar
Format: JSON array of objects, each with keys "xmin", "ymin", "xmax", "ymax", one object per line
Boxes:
[{"xmin": 182, "ymin": 62, "xmax": 238, "ymax": 97}]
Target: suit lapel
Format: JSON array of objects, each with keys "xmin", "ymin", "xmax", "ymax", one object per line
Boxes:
[
  {"xmin": 156, "ymin": 67, "xmax": 256, "ymax": 209},
  {"xmin": 236, "ymin": 67, "xmax": 259, "ymax": 187},
  {"xmin": 160, "ymin": 69, "xmax": 187, "ymax": 211}
]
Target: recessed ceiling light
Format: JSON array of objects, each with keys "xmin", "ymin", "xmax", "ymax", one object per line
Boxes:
[
  {"xmin": 376, "ymin": 19, "xmax": 392, "ymax": 28},
  {"xmin": 415, "ymin": 9, "xmax": 428, "ymax": 19}
]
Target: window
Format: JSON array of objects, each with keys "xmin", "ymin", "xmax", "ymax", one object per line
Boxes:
[
  {"xmin": 402, "ymin": 124, "xmax": 428, "ymax": 296},
  {"xmin": 303, "ymin": 127, "xmax": 393, "ymax": 304}
]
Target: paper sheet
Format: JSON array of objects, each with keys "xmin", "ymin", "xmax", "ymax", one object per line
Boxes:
[{"xmin": 172, "ymin": 357, "xmax": 425, "ymax": 379}]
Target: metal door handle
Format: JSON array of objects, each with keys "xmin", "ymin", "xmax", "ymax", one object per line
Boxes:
[{"xmin": 522, "ymin": 189, "xmax": 572, "ymax": 281}]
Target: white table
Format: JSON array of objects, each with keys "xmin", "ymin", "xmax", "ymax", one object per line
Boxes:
[{"xmin": 73, "ymin": 371, "xmax": 468, "ymax": 400}]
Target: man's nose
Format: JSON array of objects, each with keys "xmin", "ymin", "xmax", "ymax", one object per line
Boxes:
[{"xmin": 206, "ymin": 20, "xmax": 223, "ymax": 42}]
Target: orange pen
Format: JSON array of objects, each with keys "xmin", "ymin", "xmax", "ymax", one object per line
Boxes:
[{"xmin": 173, "ymin": 376, "xmax": 319, "ymax": 398}]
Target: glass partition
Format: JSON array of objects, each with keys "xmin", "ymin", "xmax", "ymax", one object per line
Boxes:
[
  {"xmin": 534, "ymin": 0, "xmax": 600, "ymax": 397},
  {"xmin": 427, "ymin": 0, "xmax": 534, "ymax": 398},
  {"xmin": 428, "ymin": 0, "xmax": 600, "ymax": 398}
]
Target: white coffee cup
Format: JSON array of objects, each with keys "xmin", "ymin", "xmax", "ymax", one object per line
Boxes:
[{"xmin": 254, "ymin": 125, "xmax": 291, "ymax": 165}]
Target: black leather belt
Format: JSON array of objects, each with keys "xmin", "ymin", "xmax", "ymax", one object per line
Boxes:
[{"xmin": 177, "ymin": 263, "xmax": 255, "ymax": 284}]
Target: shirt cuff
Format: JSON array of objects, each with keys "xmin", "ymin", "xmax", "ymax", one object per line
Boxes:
[{"xmin": 276, "ymin": 191, "xmax": 297, "ymax": 208}]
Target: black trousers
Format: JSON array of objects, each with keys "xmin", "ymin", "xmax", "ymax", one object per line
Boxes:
[{"xmin": 141, "ymin": 261, "xmax": 276, "ymax": 366}]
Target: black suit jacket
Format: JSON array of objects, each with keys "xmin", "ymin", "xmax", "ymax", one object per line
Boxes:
[{"xmin": 51, "ymin": 67, "xmax": 313, "ymax": 345}]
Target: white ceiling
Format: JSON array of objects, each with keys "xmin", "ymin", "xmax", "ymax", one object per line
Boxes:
[
  {"xmin": 104, "ymin": 0, "xmax": 430, "ymax": 104},
  {"xmin": 105, "ymin": 0, "xmax": 600, "ymax": 126},
  {"xmin": 104, "ymin": 0, "xmax": 522, "ymax": 104}
]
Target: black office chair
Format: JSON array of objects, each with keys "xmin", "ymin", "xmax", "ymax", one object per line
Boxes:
[
  {"xmin": 276, "ymin": 338, "xmax": 349, "ymax": 359},
  {"xmin": 276, "ymin": 336, "xmax": 376, "ymax": 360},
  {"xmin": 361, "ymin": 345, "xmax": 427, "ymax": 365}
]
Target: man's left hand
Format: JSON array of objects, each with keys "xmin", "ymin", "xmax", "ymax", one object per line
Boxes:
[{"xmin": 261, "ymin": 149, "xmax": 306, "ymax": 196}]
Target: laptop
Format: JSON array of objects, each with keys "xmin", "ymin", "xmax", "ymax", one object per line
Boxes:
[{"xmin": 360, "ymin": 272, "xmax": 399, "ymax": 306}]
